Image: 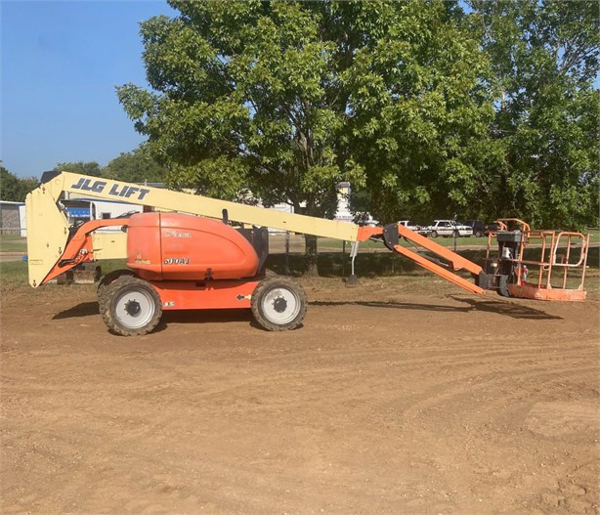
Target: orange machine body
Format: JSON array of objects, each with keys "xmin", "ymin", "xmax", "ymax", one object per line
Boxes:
[
  {"xmin": 151, "ymin": 279, "xmax": 260, "ymax": 310},
  {"xmin": 126, "ymin": 212, "xmax": 260, "ymax": 282}
]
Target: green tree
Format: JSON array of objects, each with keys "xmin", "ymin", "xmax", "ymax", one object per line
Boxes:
[
  {"xmin": 17, "ymin": 177, "xmax": 39, "ymax": 201},
  {"xmin": 0, "ymin": 166, "xmax": 21, "ymax": 201},
  {"xmin": 53, "ymin": 161, "xmax": 103, "ymax": 177},
  {"xmin": 118, "ymin": 0, "xmax": 495, "ymax": 273},
  {"xmin": 469, "ymin": 0, "xmax": 599, "ymax": 229},
  {"xmin": 103, "ymin": 145, "xmax": 167, "ymax": 183},
  {"xmin": 343, "ymin": 1, "xmax": 500, "ymax": 224},
  {"xmin": 0, "ymin": 165, "xmax": 38, "ymax": 202}
]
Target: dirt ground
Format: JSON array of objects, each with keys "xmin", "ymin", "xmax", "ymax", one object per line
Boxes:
[{"xmin": 1, "ymin": 276, "xmax": 598, "ymax": 514}]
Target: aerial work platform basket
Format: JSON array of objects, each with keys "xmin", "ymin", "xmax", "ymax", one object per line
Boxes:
[{"xmin": 484, "ymin": 219, "xmax": 590, "ymax": 301}]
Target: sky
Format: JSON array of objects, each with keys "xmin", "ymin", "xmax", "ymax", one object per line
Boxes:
[
  {"xmin": 3, "ymin": 2, "xmax": 597, "ymax": 180},
  {"xmin": 1, "ymin": 0, "xmax": 177, "ymax": 178}
]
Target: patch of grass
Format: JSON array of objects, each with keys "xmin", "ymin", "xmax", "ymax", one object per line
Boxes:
[
  {"xmin": 0, "ymin": 259, "xmax": 128, "ymax": 291},
  {"xmin": 318, "ymin": 239, "xmax": 381, "ymax": 250},
  {"xmin": 318, "ymin": 236, "xmax": 487, "ymax": 251},
  {"xmin": 0, "ymin": 235, "xmax": 27, "ymax": 252},
  {"xmin": 98, "ymin": 259, "xmax": 128, "ymax": 274},
  {"xmin": 0, "ymin": 260, "xmax": 29, "ymax": 288},
  {"xmin": 267, "ymin": 246, "xmax": 598, "ymax": 281},
  {"xmin": 318, "ymin": 228, "xmax": 600, "ymax": 251}
]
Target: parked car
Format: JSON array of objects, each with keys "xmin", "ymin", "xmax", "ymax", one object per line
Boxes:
[
  {"xmin": 464, "ymin": 219, "xmax": 486, "ymax": 238},
  {"xmin": 427, "ymin": 220, "xmax": 473, "ymax": 238},
  {"xmin": 397, "ymin": 220, "xmax": 429, "ymax": 236}
]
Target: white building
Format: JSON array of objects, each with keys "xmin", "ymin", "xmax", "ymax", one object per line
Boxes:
[
  {"xmin": 0, "ymin": 201, "xmax": 27, "ymax": 236},
  {"xmin": 61, "ymin": 198, "xmax": 143, "ymax": 232}
]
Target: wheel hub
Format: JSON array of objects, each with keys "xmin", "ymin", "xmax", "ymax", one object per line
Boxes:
[
  {"xmin": 273, "ymin": 297, "xmax": 288, "ymax": 313},
  {"xmin": 114, "ymin": 288, "xmax": 156, "ymax": 330},
  {"xmin": 261, "ymin": 286, "xmax": 301, "ymax": 325},
  {"xmin": 125, "ymin": 299, "xmax": 141, "ymax": 316}
]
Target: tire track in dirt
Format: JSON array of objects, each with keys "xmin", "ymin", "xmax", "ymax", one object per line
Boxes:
[{"xmin": 1, "ymin": 283, "xmax": 598, "ymax": 514}]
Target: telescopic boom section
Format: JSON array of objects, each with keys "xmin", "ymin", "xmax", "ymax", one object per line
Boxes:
[
  {"xmin": 26, "ymin": 171, "xmax": 486, "ymax": 295},
  {"xmin": 389, "ymin": 225, "xmax": 484, "ymax": 295},
  {"xmin": 355, "ymin": 224, "xmax": 485, "ymax": 295}
]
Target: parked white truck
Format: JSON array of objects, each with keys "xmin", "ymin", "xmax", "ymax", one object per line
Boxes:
[
  {"xmin": 427, "ymin": 220, "xmax": 473, "ymax": 238},
  {"xmin": 398, "ymin": 220, "xmax": 429, "ymax": 236}
]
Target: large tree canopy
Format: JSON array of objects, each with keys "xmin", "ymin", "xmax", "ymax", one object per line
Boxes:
[
  {"xmin": 53, "ymin": 147, "xmax": 167, "ymax": 184},
  {"xmin": 118, "ymin": 0, "xmax": 495, "ymax": 233},
  {"xmin": 53, "ymin": 161, "xmax": 103, "ymax": 177},
  {"xmin": 118, "ymin": 0, "xmax": 598, "ymax": 243},
  {"xmin": 103, "ymin": 145, "xmax": 167, "ymax": 183},
  {"xmin": 469, "ymin": 0, "xmax": 599, "ymax": 229}
]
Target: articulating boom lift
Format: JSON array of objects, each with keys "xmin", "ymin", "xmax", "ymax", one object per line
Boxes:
[{"xmin": 27, "ymin": 172, "xmax": 588, "ymax": 336}]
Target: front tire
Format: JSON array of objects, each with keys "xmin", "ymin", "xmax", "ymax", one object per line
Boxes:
[
  {"xmin": 251, "ymin": 277, "xmax": 307, "ymax": 331},
  {"xmin": 97, "ymin": 269, "xmax": 135, "ymax": 313},
  {"xmin": 101, "ymin": 276, "xmax": 162, "ymax": 336},
  {"xmin": 453, "ymin": 230, "xmax": 459, "ymax": 238},
  {"xmin": 431, "ymin": 230, "xmax": 438, "ymax": 238}
]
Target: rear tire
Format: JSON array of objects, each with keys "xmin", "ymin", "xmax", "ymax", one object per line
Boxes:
[
  {"xmin": 101, "ymin": 276, "xmax": 162, "ymax": 336},
  {"xmin": 453, "ymin": 230, "xmax": 459, "ymax": 238},
  {"xmin": 251, "ymin": 277, "xmax": 307, "ymax": 331},
  {"xmin": 475, "ymin": 230, "xmax": 483, "ymax": 238}
]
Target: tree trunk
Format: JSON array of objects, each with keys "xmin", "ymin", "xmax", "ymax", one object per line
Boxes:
[{"xmin": 304, "ymin": 234, "xmax": 318, "ymax": 276}]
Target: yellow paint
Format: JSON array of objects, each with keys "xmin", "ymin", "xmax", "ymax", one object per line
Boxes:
[
  {"xmin": 92, "ymin": 232, "xmax": 127, "ymax": 260},
  {"xmin": 60, "ymin": 172, "xmax": 358, "ymax": 239},
  {"xmin": 26, "ymin": 175, "xmax": 70, "ymax": 287}
]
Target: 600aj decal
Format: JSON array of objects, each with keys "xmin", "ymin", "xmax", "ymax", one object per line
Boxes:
[
  {"xmin": 164, "ymin": 258, "xmax": 190, "ymax": 265},
  {"xmin": 71, "ymin": 178, "xmax": 150, "ymax": 201}
]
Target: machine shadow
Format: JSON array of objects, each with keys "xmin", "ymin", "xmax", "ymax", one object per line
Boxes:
[
  {"xmin": 53, "ymin": 301, "xmax": 99, "ymax": 319},
  {"xmin": 310, "ymin": 298, "xmax": 561, "ymax": 320},
  {"xmin": 157, "ymin": 310, "xmax": 286, "ymax": 332},
  {"xmin": 52, "ymin": 303, "xmax": 298, "ymax": 332},
  {"xmin": 449, "ymin": 296, "xmax": 562, "ymax": 320},
  {"xmin": 161, "ymin": 309, "xmax": 252, "ymax": 325},
  {"xmin": 53, "ymin": 303, "xmax": 254, "ymax": 324},
  {"xmin": 54, "ymin": 296, "xmax": 561, "ymax": 324}
]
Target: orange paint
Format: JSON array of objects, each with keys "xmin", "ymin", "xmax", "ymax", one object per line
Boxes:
[
  {"xmin": 126, "ymin": 213, "xmax": 260, "ymax": 282},
  {"xmin": 151, "ymin": 279, "xmax": 260, "ymax": 310},
  {"xmin": 508, "ymin": 283, "xmax": 586, "ymax": 301},
  {"xmin": 42, "ymin": 218, "xmax": 128, "ymax": 284},
  {"xmin": 396, "ymin": 224, "xmax": 483, "ymax": 275},
  {"xmin": 393, "ymin": 245, "xmax": 485, "ymax": 295}
]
